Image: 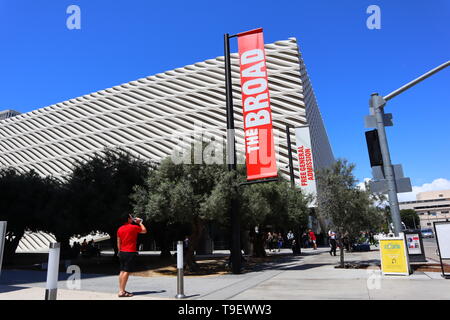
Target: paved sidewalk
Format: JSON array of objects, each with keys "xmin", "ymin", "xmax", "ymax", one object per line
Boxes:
[{"xmin": 1, "ymin": 247, "xmax": 449, "ymax": 300}]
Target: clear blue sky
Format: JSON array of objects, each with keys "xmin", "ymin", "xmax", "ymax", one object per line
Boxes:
[{"xmin": 1, "ymin": 0, "xmax": 449, "ymax": 187}]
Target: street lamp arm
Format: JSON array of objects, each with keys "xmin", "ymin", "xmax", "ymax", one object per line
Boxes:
[{"xmin": 383, "ymin": 60, "xmax": 450, "ymax": 102}]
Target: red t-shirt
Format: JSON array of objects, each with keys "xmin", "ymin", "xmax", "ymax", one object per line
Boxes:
[
  {"xmin": 309, "ymin": 231, "xmax": 316, "ymax": 241},
  {"xmin": 117, "ymin": 223, "xmax": 142, "ymax": 252}
]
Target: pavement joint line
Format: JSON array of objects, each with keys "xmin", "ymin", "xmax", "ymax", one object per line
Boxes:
[
  {"xmin": 196, "ymin": 256, "xmax": 304, "ymax": 300},
  {"xmin": 195, "ymin": 268, "xmax": 284, "ymax": 300},
  {"xmin": 224, "ymin": 269, "xmax": 288, "ymax": 300}
]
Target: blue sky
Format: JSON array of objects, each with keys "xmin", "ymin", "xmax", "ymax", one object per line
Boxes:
[{"xmin": 0, "ymin": 0, "xmax": 449, "ymax": 195}]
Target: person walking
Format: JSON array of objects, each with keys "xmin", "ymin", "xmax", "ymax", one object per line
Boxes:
[
  {"xmin": 328, "ymin": 230, "xmax": 337, "ymax": 256},
  {"xmin": 272, "ymin": 232, "xmax": 279, "ymax": 252},
  {"xmin": 287, "ymin": 230, "xmax": 294, "ymax": 247},
  {"xmin": 277, "ymin": 233, "xmax": 283, "ymax": 252},
  {"xmin": 301, "ymin": 232, "xmax": 309, "ymax": 248},
  {"xmin": 117, "ymin": 214, "xmax": 147, "ymax": 298},
  {"xmin": 266, "ymin": 232, "xmax": 273, "ymax": 252},
  {"xmin": 308, "ymin": 229, "xmax": 317, "ymax": 250}
]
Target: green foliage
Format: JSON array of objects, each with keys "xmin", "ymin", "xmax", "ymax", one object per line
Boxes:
[
  {"xmin": 0, "ymin": 148, "xmax": 152, "ymax": 259},
  {"xmin": 132, "ymin": 158, "xmax": 229, "ymax": 224},
  {"xmin": 63, "ymin": 148, "xmax": 152, "ymax": 250},
  {"xmin": 316, "ymin": 159, "xmax": 385, "ymax": 266},
  {"xmin": 400, "ymin": 209, "xmax": 420, "ymax": 229},
  {"xmin": 0, "ymin": 168, "xmax": 56, "ymax": 262}
]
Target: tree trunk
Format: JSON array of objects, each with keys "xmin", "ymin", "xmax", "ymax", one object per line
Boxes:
[
  {"xmin": 293, "ymin": 233, "xmax": 301, "ymax": 255},
  {"xmin": 339, "ymin": 239, "xmax": 345, "ymax": 267},
  {"xmin": 185, "ymin": 217, "xmax": 204, "ymax": 272},
  {"xmin": 3, "ymin": 230, "xmax": 24, "ymax": 265},
  {"xmin": 252, "ymin": 231, "xmax": 266, "ymax": 257},
  {"xmin": 109, "ymin": 231, "xmax": 119, "ymax": 262},
  {"xmin": 159, "ymin": 227, "xmax": 172, "ymax": 260},
  {"xmin": 54, "ymin": 234, "xmax": 72, "ymax": 260}
]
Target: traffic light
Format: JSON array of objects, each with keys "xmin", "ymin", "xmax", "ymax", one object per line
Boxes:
[{"xmin": 365, "ymin": 129, "xmax": 383, "ymax": 167}]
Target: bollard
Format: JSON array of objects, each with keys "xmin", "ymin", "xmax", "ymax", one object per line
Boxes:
[
  {"xmin": 45, "ymin": 242, "xmax": 61, "ymax": 300},
  {"xmin": 0, "ymin": 221, "xmax": 7, "ymax": 278},
  {"xmin": 175, "ymin": 241, "xmax": 186, "ymax": 299}
]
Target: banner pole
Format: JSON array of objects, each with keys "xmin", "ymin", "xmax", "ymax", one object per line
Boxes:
[
  {"xmin": 286, "ymin": 125, "xmax": 295, "ymax": 188},
  {"xmin": 224, "ymin": 33, "xmax": 241, "ymax": 274}
]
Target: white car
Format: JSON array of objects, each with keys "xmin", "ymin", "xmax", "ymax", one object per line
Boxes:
[{"xmin": 421, "ymin": 228, "xmax": 434, "ymax": 238}]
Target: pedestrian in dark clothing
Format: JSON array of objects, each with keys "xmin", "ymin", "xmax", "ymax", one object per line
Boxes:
[
  {"xmin": 328, "ymin": 230, "xmax": 337, "ymax": 256},
  {"xmin": 301, "ymin": 232, "xmax": 309, "ymax": 248}
]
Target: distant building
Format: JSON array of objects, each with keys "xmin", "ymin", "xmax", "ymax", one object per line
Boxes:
[
  {"xmin": 0, "ymin": 109, "xmax": 21, "ymax": 121},
  {"xmin": 399, "ymin": 189, "xmax": 450, "ymax": 229}
]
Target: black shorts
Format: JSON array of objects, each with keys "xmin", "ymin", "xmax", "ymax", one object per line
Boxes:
[{"xmin": 119, "ymin": 251, "xmax": 137, "ymax": 272}]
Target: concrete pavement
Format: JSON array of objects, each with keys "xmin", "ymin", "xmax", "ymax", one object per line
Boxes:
[{"xmin": 1, "ymin": 247, "xmax": 449, "ymax": 300}]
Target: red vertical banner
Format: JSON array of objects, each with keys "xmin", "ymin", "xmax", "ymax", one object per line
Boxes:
[{"xmin": 237, "ymin": 28, "xmax": 277, "ymax": 180}]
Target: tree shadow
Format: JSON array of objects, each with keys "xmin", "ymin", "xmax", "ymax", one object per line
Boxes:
[
  {"xmin": 0, "ymin": 284, "xmax": 31, "ymax": 294},
  {"xmin": 0, "ymin": 269, "xmax": 111, "ymax": 287},
  {"xmin": 279, "ymin": 263, "xmax": 330, "ymax": 271}
]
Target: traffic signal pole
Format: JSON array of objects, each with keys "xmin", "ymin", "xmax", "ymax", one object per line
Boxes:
[
  {"xmin": 368, "ymin": 61, "xmax": 449, "ymax": 236},
  {"xmin": 370, "ymin": 93, "xmax": 403, "ymax": 235}
]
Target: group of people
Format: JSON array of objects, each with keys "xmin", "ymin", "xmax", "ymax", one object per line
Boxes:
[
  {"xmin": 70, "ymin": 239, "xmax": 100, "ymax": 258},
  {"xmin": 265, "ymin": 232, "xmax": 284, "ymax": 252},
  {"xmin": 300, "ymin": 229, "xmax": 318, "ymax": 250},
  {"xmin": 264, "ymin": 230, "xmax": 297, "ymax": 253}
]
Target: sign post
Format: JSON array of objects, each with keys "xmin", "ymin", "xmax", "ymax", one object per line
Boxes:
[
  {"xmin": 224, "ymin": 28, "xmax": 278, "ymax": 274},
  {"xmin": 433, "ymin": 221, "xmax": 450, "ymax": 279},
  {"xmin": 379, "ymin": 234, "xmax": 411, "ymax": 276}
]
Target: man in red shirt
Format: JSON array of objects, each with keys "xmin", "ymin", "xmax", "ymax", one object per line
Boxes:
[
  {"xmin": 117, "ymin": 214, "xmax": 147, "ymax": 297},
  {"xmin": 308, "ymin": 229, "xmax": 317, "ymax": 250}
]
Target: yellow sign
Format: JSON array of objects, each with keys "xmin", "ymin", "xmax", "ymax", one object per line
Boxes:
[{"xmin": 379, "ymin": 238, "xmax": 410, "ymax": 275}]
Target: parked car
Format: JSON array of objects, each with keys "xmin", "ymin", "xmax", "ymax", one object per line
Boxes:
[{"xmin": 421, "ymin": 228, "xmax": 434, "ymax": 238}]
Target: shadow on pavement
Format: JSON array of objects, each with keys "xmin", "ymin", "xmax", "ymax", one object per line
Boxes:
[
  {"xmin": 132, "ymin": 290, "xmax": 166, "ymax": 296},
  {"xmin": 0, "ymin": 284, "xmax": 31, "ymax": 294},
  {"xmin": 280, "ymin": 263, "xmax": 330, "ymax": 271},
  {"xmin": 0, "ymin": 269, "xmax": 111, "ymax": 287}
]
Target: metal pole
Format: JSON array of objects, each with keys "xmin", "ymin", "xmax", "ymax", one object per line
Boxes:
[
  {"xmin": 175, "ymin": 241, "xmax": 186, "ymax": 299},
  {"xmin": 0, "ymin": 221, "xmax": 7, "ymax": 278},
  {"xmin": 371, "ymin": 93, "xmax": 403, "ymax": 236},
  {"xmin": 45, "ymin": 242, "xmax": 60, "ymax": 300},
  {"xmin": 383, "ymin": 61, "xmax": 450, "ymax": 102},
  {"xmin": 224, "ymin": 33, "xmax": 241, "ymax": 274},
  {"xmin": 286, "ymin": 125, "xmax": 295, "ymax": 188},
  {"xmin": 369, "ymin": 61, "xmax": 450, "ymax": 236},
  {"xmin": 224, "ymin": 33, "xmax": 237, "ymax": 171}
]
